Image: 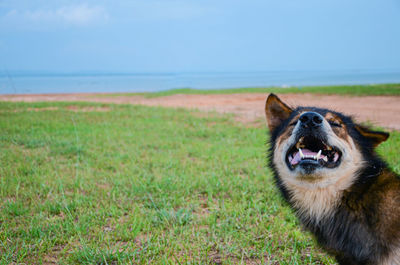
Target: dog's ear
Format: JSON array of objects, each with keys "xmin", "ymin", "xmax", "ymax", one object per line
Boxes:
[
  {"xmin": 355, "ymin": 125, "xmax": 389, "ymax": 147},
  {"xmin": 265, "ymin": 94, "xmax": 293, "ymax": 132}
]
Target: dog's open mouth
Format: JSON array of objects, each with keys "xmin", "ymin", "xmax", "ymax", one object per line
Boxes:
[{"xmin": 286, "ymin": 136, "xmax": 342, "ymax": 170}]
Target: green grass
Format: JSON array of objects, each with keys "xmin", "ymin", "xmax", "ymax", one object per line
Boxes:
[
  {"xmin": 0, "ymin": 101, "xmax": 399, "ymax": 264},
  {"xmin": 101, "ymin": 83, "xmax": 400, "ymax": 98}
]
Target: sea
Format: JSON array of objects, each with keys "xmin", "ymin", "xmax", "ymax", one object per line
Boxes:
[{"xmin": 1, "ymin": 70, "xmax": 400, "ymax": 94}]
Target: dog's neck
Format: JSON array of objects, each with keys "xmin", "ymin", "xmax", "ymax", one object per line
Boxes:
[
  {"xmin": 282, "ymin": 160, "xmax": 386, "ymax": 224},
  {"xmin": 283, "ymin": 171, "xmax": 357, "ymax": 223}
]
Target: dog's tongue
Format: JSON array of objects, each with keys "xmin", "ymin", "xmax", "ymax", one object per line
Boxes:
[
  {"xmin": 302, "ymin": 149, "xmax": 318, "ymax": 156},
  {"xmin": 289, "ymin": 149, "xmax": 318, "ymax": 165}
]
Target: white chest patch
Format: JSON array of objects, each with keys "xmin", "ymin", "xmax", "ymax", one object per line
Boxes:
[{"xmin": 284, "ymin": 179, "xmax": 349, "ymax": 222}]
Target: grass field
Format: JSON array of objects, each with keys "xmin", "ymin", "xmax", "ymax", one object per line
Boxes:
[
  {"xmin": 102, "ymin": 83, "xmax": 400, "ymax": 98},
  {"xmin": 1, "ymin": 101, "xmax": 399, "ymax": 264}
]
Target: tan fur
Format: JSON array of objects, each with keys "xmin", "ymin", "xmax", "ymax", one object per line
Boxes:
[
  {"xmin": 273, "ymin": 112, "xmax": 364, "ymax": 221},
  {"xmin": 283, "ymin": 171, "xmax": 356, "ymax": 222},
  {"xmin": 381, "ymin": 246, "xmax": 400, "ymax": 265},
  {"xmin": 325, "ymin": 112, "xmax": 350, "ymax": 140},
  {"xmin": 265, "ymin": 94, "xmax": 397, "ymax": 264},
  {"xmin": 265, "ymin": 94, "xmax": 293, "ymax": 131}
]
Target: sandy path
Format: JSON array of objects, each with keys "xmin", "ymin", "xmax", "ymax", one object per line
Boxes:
[{"xmin": 1, "ymin": 93, "xmax": 399, "ymax": 130}]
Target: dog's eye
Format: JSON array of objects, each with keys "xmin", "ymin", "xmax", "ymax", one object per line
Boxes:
[{"xmin": 329, "ymin": 121, "xmax": 342, "ymax": 127}]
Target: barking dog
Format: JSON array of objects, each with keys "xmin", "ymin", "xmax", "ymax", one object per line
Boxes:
[{"xmin": 265, "ymin": 94, "xmax": 400, "ymax": 265}]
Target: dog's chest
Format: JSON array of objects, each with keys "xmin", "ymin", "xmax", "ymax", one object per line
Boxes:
[{"xmin": 286, "ymin": 184, "xmax": 342, "ymax": 221}]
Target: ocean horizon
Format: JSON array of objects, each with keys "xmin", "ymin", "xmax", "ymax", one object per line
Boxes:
[{"xmin": 1, "ymin": 70, "xmax": 400, "ymax": 95}]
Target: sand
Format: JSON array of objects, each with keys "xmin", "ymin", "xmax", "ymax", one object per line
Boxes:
[{"xmin": 1, "ymin": 93, "xmax": 399, "ymax": 130}]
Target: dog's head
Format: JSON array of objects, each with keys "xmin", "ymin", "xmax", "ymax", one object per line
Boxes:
[{"xmin": 265, "ymin": 93, "xmax": 389, "ymax": 188}]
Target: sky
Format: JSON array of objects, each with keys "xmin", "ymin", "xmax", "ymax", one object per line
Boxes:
[{"xmin": 0, "ymin": 0, "xmax": 400, "ymax": 73}]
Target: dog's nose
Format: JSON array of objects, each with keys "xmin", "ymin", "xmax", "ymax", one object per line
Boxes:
[{"xmin": 299, "ymin": 112, "xmax": 323, "ymax": 128}]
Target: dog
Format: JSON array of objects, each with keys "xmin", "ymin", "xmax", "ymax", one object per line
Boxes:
[{"xmin": 265, "ymin": 93, "xmax": 400, "ymax": 265}]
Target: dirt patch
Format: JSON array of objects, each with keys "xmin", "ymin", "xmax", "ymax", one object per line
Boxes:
[
  {"xmin": 65, "ymin": 105, "xmax": 111, "ymax": 112},
  {"xmin": 96, "ymin": 182, "xmax": 111, "ymax": 191},
  {"xmin": 111, "ymin": 241, "xmax": 130, "ymax": 255},
  {"xmin": 43, "ymin": 244, "xmax": 66, "ymax": 265},
  {"xmin": 134, "ymin": 233, "xmax": 151, "ymax": 249},
  {"xmin": 1, "ymin": 93, "xmax": 399, "ymax": 130},
  {"xmin": 193, "ymin": 194, "xmax": 211, "ymax": 218}
]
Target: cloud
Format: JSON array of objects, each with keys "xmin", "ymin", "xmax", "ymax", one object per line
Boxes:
[
  {"xmin": 122, "ymin": 0, "xmax": 214, "ymax": 21},
  {"xmin": 1, "ymin": 4, "xmax": 109, "ymax": 29}
]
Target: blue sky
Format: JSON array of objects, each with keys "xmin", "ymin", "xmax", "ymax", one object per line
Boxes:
[{"xmin": 1, "ymin": 0, "xmax": 400, "ymax": 73}]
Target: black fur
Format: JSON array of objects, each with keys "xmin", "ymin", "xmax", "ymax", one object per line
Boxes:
[{"xmin": 267, "ymin": 103, "xmax": 399, "ymax": 265}]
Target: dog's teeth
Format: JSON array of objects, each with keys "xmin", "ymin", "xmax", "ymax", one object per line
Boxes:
[
  {"xmin": 316, "ymin": 150, "xmax": 322, "ymax": 160},
  {"xmin": 296, "ymin": 137, "xmax": 305, "ymax": 149},
  {"xmin": 334, "ymin": 152, "xmax": 339, "ymax": 162},
  {"xmin": 323, "ymin": 157, "xmax": 328, "ymax": 162},
  {"xmin": 299, "ymin": 148, "xmax": 304, "ymax": 159}
]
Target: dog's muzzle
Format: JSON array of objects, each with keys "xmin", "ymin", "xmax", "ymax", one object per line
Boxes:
[{"xmin": 285, "ymin": 112, "xmax": 342, "ymax": 173}]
